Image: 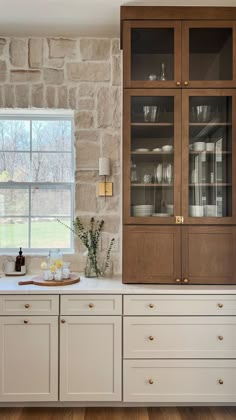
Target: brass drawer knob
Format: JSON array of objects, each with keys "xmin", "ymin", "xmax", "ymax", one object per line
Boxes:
[
  {"xmin": 176, "ymin": 81, "xmax": 181, "ymax": 86},
  {"xmin": 24, "ymin": 304, "xmax": 30, "ymax": 309},
  {"xmin": 175, "ymin": 278, "xmax": 181, "ymax": 283},
  {"xmin": 218, "ymin": 336, "xmax": 224, "ymax": 341},
  {"xmin": 149, "ymin": 303, "xmax": 155, "ymax": 309},
  {"xmin": 218, "ymin": 303, "xmax": 223, "ymax": 308},
  {"xmin": 89, "ymin": 303, "xmax": 94, "ymax": 308},
  {"xmin": 24, "ymin": 320, "xmax": 28, "ymax": 324},
  {"xmin": 149, "ymin": 379, "xmax": 154, "ymax": 385},
  {"xmin": 61, "ymin": 319, "xmax": 66, "ymax": 324},
  {"xmin": 219, "ymin": 379, "xmax": 224, "ymax": 385},
  {"xmin": 149, "ymin": 336, "xmax": 154, "ymax": 341},
  {"xmin": 183, "ymin": 278, "xmax": 189, "ymax": 284},
  {"xmin": 184, "ymin": 81, "xmax": 189, "ymax": 86}
]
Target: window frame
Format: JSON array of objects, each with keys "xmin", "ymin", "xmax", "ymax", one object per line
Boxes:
[{"xmin": 0, "ymin": 109, "xmax": 75, "ymax": 254}]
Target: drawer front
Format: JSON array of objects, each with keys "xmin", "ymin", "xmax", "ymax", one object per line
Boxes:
[
  {"xmin": 61, "ymin": 295, "xmax": 122, "ymax": 315},
  {"xmin": 123, "ymin": 316, "xmax": 236, "ymax": 359},
  {"xmin": 0, "ymin": 295, "xmax": 59, "ymax": 315},
  {"xmin": 124, "ymin": 295, "xmax": 236, "ymax": 316},
  {"xmin": 123, "ymin": 359, "xmax": 236, "ymax": 403}
]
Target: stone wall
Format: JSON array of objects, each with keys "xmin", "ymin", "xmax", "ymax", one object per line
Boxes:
[{"xmin": 0, "ymin": 37, "xmax": 122, "ymax": 274}]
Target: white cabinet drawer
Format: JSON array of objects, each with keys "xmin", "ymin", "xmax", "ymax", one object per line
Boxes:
[
  {"xmin": 61, "ymin": 295, "xmax": 122, "ymax": 315},
  {"xmin": 124, "ymin": 294, "xmax": 236, "ymax": 316},
  {"xmin": 0, "ymin": 295, "xmax": 59, "ymax": 315},
  {"xmin": 123, "ymin": 316, "xmax": 236, "ymax": 359},
  {"xmin": 123, "ymin": 359, "xmax": 236, "ymax": 403}
]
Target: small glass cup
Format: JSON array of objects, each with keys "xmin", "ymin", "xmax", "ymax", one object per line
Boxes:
[{"xmin": 62, "ymin": 262, "xmax": 71, "ymax": 279}]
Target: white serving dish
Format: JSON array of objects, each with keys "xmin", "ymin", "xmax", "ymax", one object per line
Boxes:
[
  {"xmin": 134, "ymin": 148, "xmax": 150, "ymax": 152},
  {"xmin": 152, "ymin": 147, "xmax": 162, "ymax": 152},
  {"xmin": 193, "ymin": 142, "xmax": 205, "ymax": 152},
  {"xmin": 152, "ymin": 213, "xmax": 169, "ymax": 217},
  {"xmin": 162, "ymin": 145, "xmax": 173, "ymax": 152}
]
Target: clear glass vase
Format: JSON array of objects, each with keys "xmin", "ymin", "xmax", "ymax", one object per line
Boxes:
[{"xmin": 84, "ymin": 254, "xmax": 99, "ymax": 278}]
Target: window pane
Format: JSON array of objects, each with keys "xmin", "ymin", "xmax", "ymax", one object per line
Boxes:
[
  {"xmin": 31, "ymin": 217, "xmax": 71, "ymax": 248},
  {"xmin": 0, "ymin": 189, "xmax": 29, "ymax": 216},
  {"xmin": 0, "ymin": 152, "xmax": 30, "ymax": 182},
  {"xmin": 0, "ymin": 120, "xmax": 30, "ymax": 151},
  {"xmin": 32, "ymin": 120, "xmax": 72, "ymax": 152},
  {"xmin": 0, "ymin": 218, "xmax": 28, "ymax": 248},
  {"xmin": 31, "ymin": 188, "xmax": 71, "ymax": 216},
  {"xmin": 32, "ymin": 153, "xmax": 72, "ymax": 182}
]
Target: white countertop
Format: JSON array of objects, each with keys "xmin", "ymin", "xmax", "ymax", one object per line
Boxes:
[{"xmin": 0, "ymin": 274, "xmax": 236, "ymax": 294}]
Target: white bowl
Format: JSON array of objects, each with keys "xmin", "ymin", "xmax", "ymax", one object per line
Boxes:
[
  {"xmin": 193, "ymin": 142, "xmax": 205, "ymax": 152},
  {"xmin": 152, "ymin": 148, "xmax": 162, "ymax": 152},
  {"xmin": 189, "ymin": 205, "xmax": 204, "ymax": 217},
  {"xmin": 162, "ymin": 145, "xmax": 173, "ymax": 152}
]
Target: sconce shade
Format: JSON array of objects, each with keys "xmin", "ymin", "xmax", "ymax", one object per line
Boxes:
[{"xmin": 99, "ymin": 157, "xmax": 110, "ymax": 176}]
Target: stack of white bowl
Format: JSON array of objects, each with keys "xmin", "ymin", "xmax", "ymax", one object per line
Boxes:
[{"xmin": 132, "ymin": 205, "xmax": 154, "ymax": 217}]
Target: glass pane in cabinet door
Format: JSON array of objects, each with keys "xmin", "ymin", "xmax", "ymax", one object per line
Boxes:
[
  {"xmin": 189, "ymin": 28, "xmax": 232, "ymax": 81},
  {"xmin": 131, "ymin": 96, "xmax": 174, "ymax": 218},
  {"xmin": 189, "ymin": 96, "xmax": 232, "ymax": 218},
  {"xmin": 131, "ymin": 28, "xmax": 174, "ymax": 81}
]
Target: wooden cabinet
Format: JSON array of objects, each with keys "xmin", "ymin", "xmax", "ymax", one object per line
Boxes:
[
  {"xmin": 121, "ymin": 6, "xmax": 236, "ymax": 284},
  {"xmin": 60, "ymin": 316, "xmax": 122, "ymax": 401},
  {"xmin": 0, "ymin": 315, "xmax": 58, "ymax": 402}
]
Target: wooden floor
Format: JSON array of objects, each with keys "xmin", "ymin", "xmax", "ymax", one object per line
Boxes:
[{"xmin": 0, "ymin": 407, "xmax": 236, "ymax": 420}]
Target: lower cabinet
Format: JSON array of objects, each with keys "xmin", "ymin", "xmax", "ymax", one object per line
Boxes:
[
  {"xmin": 123, "ymin": 359, "xmax": 236, "ymax": 403},
  {"xmin": 0, "ymin": 316, "xmax": 58, "ymax": 402},
  {"xmin": 60, "ymin": 315, "xmax": 122, "ymax": 401}
]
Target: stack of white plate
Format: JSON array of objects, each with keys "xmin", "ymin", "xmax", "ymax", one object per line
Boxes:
[{"xmin": 132, "ymin": 205, "xmax": 154, "ymax": 217}]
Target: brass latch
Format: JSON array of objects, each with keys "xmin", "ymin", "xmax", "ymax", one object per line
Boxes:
[{"xmin": 175, "ymin": 216, "xmax": 184, "ymax": 224}]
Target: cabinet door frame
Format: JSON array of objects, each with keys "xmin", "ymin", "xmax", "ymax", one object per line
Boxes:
[
  {"xmin": 0, "ymin": 316, "xmax": 58, "ymax": 402},
  {"xmin": 123, "ymin": 225, "xmax": 181, "ymax": 284},
  {"xmin": 123, "ymin": 20, "xmax": 182, "ymax": 88},
  {"xmin": 60, "ymin": 315, "xmax": 122, "ymax": 401},
  {"xmin": 123, "ymin": 88, "xmax": 182, "ymax": 225},
  {"xmin": 182, "ymin": 88, "xmax": 236, "ymax": 224},
  {"xmin": 182, "ymin": 20, "xmax": 236, "ymax": 88},
  {"xmin": 182, "ymin": 226, "xmax": 236, "ymax": 285}
]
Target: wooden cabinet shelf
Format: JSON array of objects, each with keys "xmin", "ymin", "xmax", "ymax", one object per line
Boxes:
[{"xmin": 132, "ymin": 183, "xmax": 173, "ymax": 187}]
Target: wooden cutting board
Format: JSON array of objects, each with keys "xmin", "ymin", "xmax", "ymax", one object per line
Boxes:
[{"xmin": 18, "ymin": 273, "xmax": 80, "ymax": 287}]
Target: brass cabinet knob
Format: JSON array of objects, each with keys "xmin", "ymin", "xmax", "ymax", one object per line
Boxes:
[
  {"xmin": 219, "ymin": 379, "xmax": 224, "ymax": 385},
  {"xmin": 24, "ymin": 304, "xmax": 30, "ymax": 309},
  {"xmin": 61, "ymin": 319, "xmax": 66, "ymax": 324},
  {"xmin": 176, "ymin": 81, "xmax": 181, "ymax": 86},
  {"xmin": 149, "ymin": 303, "xmax": 155, "ymax": 309},
  {"xmin": 149, "ymin": 336, "xmax": 154, "ymax": 341},
  {"xmin": 183, "ymin": 278, "xmax": 189, "ymax": 284},
  {"xmin": 218, "ymin": 336, "xmax": 224, "ymax": 341},
  {"xmin": 89, "ymin": 303, "xmax": 94, "ymax": 308},
  {"xmin": 184, "ymin": 81, "xmax": 189, "ymax": 86},
  {"xmin": 218, "ymin": 303, "xmax": 223, "ymax": 308},
  {"xmin": 148, "ymin": 379, "xmax": 154, "ymax": 385},
  {"xmin": 24, "ymin": 320, "xmax": 28, "ymax": 324},
  {"xmin": 175, "ymin": 278, "xmax": 181, "ymax": 283}
]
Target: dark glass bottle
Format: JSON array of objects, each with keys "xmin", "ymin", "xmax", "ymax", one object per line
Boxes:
[{"xmin": 15, "ymin": 247, "xmax": 25, "ymax": 272}]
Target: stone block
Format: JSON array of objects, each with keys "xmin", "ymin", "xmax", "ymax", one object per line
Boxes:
[
  {"xmin": 0, "ymin": 38, "xmax": 6, "ymax": 55},
  {"xmin": 4, "ymin": 85, "xmax": 15, "ymax": 107},
  {"xmin": 0, "ymin": 60, "xmax": 7, "ymax": 82},
  {"xmin": 75, "ymin": 183, "xmax": 97, "ymax": 213},
  {"xmin": 43, "ymin": 68, "xmax": 64, "ymax": 85},
  {"xmin": 112, "ymin": 39, "xmax": 120, "ymax": 55},
  {"xmin": 78, "ymin": 98, "xmax": 94, "ymax": 110},
  {"xmin": 112, "ymin": 55, "xmax": 121, "ymax": 86},
  {"xmin": 29, "ymin": 39, "xmax": 43, "ymax": 68},
  {"xmin": 76, "ymin": 141, "xmax": 99, "ymax": 169},
  {"xmin": 101, "ymin": 131, "xmax": 120, "ymax": 162},
  {"xmin": 75, "ymin": 170, "xmax": 98, "ymax": 183},
  {"xmin": 80, "ymin": 39, "xmax": 110, "ymax": 61},
  {"xmin": 58, "ymin": 85, "xmax": 68, "ymax": 108},
  {"xmin": 10, "ymin": 70, "xmax": 41, "ymax": 83},
  {"xmin": 75, "ymin": 130, "xmax": 99, "ymax": 142},
  {"xmin": 69, "ymin": 87, "xmax": 77, "ymax": 109},
  {"xmin": 75, "ymin": 111, "xmax": 94, "ymax": 129},
  {"xmin": 49, "ymin": 38, "xmax": 76, "ymax": 58},
  {"xmin": 78, "ymin": 83, "xmax": 95, "ymax": 97},
  {"xmin": 32, "ymin": 84, "xmax": 44, "ymax": 107},
  {"xmin": 0, "ymin": 86, "xmax": 3, "ymax": 107},
  {"xmin": 46, "ymin": 86, "xmax": 56, "ymax": 108},
  {"xmin": 67, "ymin": 62, "xmax": 110, "ymax": 82},
  {"xmin": 9, "ymin": 39, "xmax": 27, "ymax": 67},
  {"xmin": 15, "ymin": 85, "xmax": 29, "ymax": 108},
  {"xmin": 97, "ymin": 87, "xmax": 121, "ymax": 128}
]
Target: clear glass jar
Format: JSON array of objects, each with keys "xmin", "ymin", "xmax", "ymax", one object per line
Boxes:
[{"xmin": 62, "ymin": 262, "xmax": 71, "ymax": 279}]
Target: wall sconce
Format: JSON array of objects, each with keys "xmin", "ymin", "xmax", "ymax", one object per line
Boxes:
[{"xmin": 98, "ymin": 157, "xmax": 113, "ymax": 200}]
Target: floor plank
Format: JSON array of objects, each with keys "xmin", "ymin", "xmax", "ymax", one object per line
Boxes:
[{"xmin": 0, "ymin": 407, "xmax": 236, "ymax": 420}]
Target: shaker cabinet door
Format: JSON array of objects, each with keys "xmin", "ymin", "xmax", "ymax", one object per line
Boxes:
[
  {"xmin": 123, "ymin": 225, "xmax": 181, "ymax": 284},
  {"xmin": 0, "ymin": 316, "xmax": 58, "ymax": 402},
  {"xmin": 182, "ymin": 226, "xmax": 236, "ymax": 285},
  {"xmin": 60, "ymin": 316, "xmax": 122, "ymax": 401}
]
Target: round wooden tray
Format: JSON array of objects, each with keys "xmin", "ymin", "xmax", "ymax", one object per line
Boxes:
[{"xmin": 18, "ymin": 273, "xmax": 80, "ymax": 287}]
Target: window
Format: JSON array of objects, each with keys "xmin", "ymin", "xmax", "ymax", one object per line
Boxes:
[{"xmin": 0, "ymin": 110, "xmax": 74, "ymax": 253}]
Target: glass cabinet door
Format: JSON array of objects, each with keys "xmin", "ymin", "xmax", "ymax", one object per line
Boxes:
[
  {"xmin": 182, "ymin": 90, "xmax": 236, "ymax": 224},
  {"xmin": 123, "ymin": 21, "xmax": 181, "ymax": 88},
  {"xmin": 182, "ymin": 21, "xmax": 236, "ymax": 88},
  {"xmin": 123, "ymin": 89, "xmax": 181, "ymax": 224}
]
